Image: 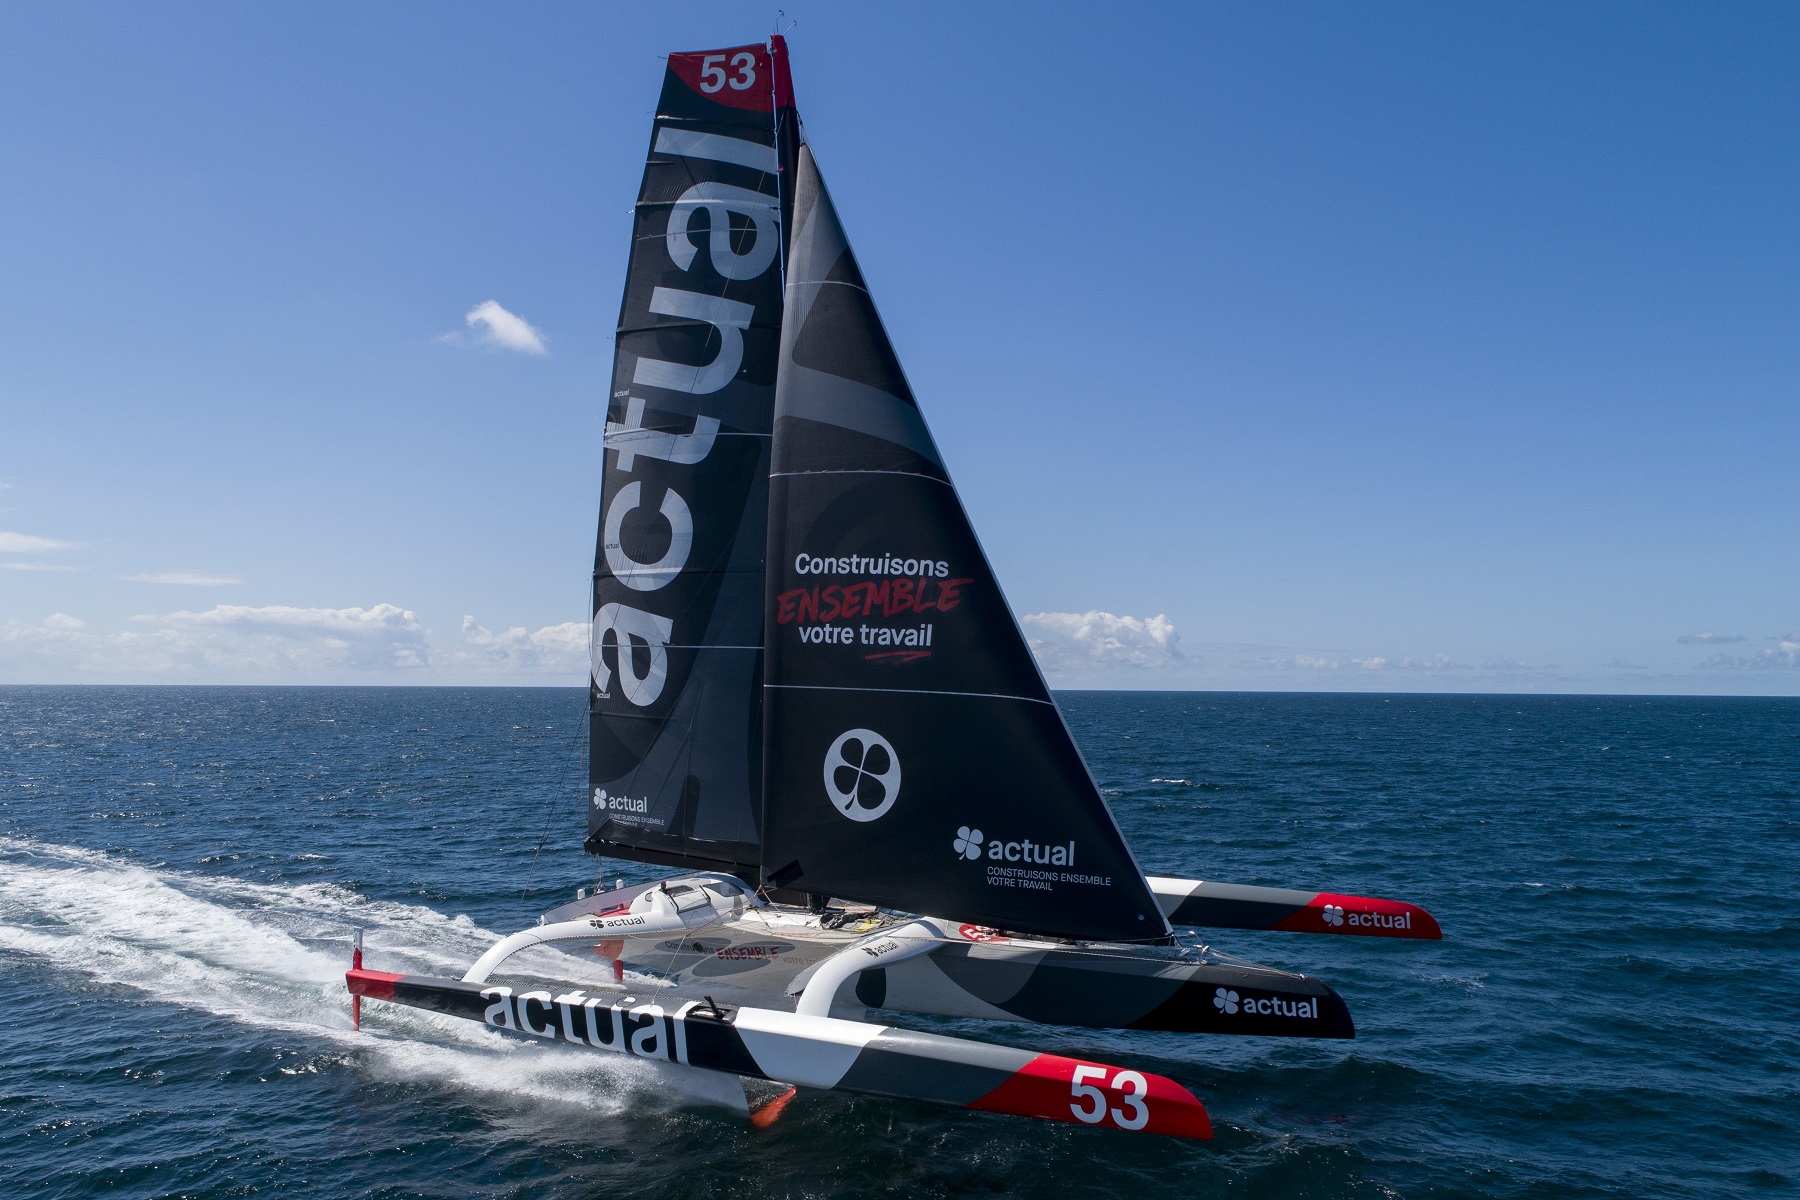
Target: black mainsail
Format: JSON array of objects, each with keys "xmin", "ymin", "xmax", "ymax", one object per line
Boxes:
[
  {"xmin": 587, "ymin": 41, "xmax": 798, "ymax": 875},
  {"xmin": 759, "ymin": 145, "xmax": 1170, "ymax": 943}
]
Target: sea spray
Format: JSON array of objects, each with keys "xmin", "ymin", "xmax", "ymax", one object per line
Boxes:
[{"xmin": 0, "ymin": 837, "xmax": 744, "ymax": 1115}]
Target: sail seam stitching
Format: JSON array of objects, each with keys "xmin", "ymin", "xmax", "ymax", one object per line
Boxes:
[
  {"xmin": 763, "ymin": 683, "xmax": 1053, "ymax": 705},
  {"xmin": 768, "ymin": 470, "xmax": 951, "ymax": 484}
]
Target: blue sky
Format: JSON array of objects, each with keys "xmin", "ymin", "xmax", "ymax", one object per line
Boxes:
[{"xmin": 2, "ymin": 2, "xmax": 1795, "ymax": 692}]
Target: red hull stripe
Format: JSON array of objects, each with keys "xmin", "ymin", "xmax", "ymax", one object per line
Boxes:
[
  {"xmin": 1271, "ymin": 893, "xmax": 1443, "ymax": 939},
  {"xmin": 966, "ymin": 1052, "xmax": 1212, "ymax": 1140},
  {"xmin": 345, "ymin": 967, "xmax": 405, "ymax": 1002}
]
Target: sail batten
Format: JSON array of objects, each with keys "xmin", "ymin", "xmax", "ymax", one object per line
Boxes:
[{"xmin": 759, "ymin": 145, "xmax": 1169, "ymax": 943}]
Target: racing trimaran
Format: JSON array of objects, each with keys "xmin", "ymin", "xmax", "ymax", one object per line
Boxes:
[{"xmin": 348, "ymin": 36, "xmax": 1441, "ymax": 1140}]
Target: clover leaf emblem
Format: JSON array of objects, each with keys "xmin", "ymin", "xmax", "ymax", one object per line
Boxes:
[
  {"xmin": 1213, "ymin": 987, "xmax": 1239, "ymax": 1014},
  {"xmin": 823, "ymin": 729, "xmax": 902, "ymax": 823},
  {"xmin": 1322, "ymin": 904, "xmax": 1345, "ymax": 927},
  {"xmin": 834, "ymin": 738, "xmax": 890, "ymax": 803},
  {"xmin": 952, "ymin": 826, "xmax": 984, "ymax": 860}
]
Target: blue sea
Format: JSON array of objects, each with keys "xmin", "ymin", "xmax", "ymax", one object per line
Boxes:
[{"xmin": 1, "ymin": 687, "xmax": 1794, "ymax": 1198}]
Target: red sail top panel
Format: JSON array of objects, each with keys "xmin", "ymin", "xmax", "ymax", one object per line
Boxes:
[
  {"xmin": 769, "ymin": 35, "xmax": 795, "ymax": 108},
  {"xmin": 666, "ymin": 42, "xmax": 791, "ymax": 112}
]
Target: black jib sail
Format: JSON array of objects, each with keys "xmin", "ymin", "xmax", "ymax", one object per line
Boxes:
[
  {"xmin": 759, "ymin": 145, "xmax": 1169, "ymax": 943},
  {"xmin": 588, "ymin": 40, "xmax": 799, "ymax": 876}
]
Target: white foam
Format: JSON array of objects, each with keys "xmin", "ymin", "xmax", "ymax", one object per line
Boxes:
[{"xmin": 0, "ymin": 836, "xmax": 747, "ymax": 1116}]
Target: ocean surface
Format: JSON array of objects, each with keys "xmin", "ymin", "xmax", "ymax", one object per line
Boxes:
[{"xmin": 1, "ymin": 687, "xmax": 1794, "ymax": 1199}]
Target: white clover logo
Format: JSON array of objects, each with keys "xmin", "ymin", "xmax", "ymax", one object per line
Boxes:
[
  {"xmin": 823, "ymin": 729, "xmax": 901, "ymax": 822},
  {"xmin": 952, "ymin": 826, "xmax": 984, "ymax": 860},
  {"xmin": 1213, "ymin": 987, "xmax": 1239, "ymax": 1015},
  {"xmin": 1322, "ymin": 904, "xmax": 1345, "ymax": 927}
]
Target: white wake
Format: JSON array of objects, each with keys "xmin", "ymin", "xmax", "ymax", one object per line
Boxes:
[{"xmin": 0, "ymin": 836, "xmax": 746, "ymax": 1116}]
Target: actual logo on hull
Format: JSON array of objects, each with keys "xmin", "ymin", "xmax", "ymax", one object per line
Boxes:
[
  {"xmin": 1213, "ymin": 986, "xmax": 1319, "ymax": 1020},
  {"xmin": 1320, "ymin": 902, "xmax": 1413, "ymax": 931},
  {"xmin": 824, "ymin": 729, "xmax": 901, "ymax": 822}
]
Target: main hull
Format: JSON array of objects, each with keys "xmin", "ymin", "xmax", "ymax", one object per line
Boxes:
[
  {"xmin": 347, "ymin": 967, "xmax": 1211, "ymax": 1139},
  {"xmin": 343, "ymin": 871, "xmax": 1371, "ymax": 1137}
]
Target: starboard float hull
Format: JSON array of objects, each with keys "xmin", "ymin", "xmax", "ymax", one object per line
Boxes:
[
  {"xmin": 864, "ymin": 935, "xmax": 1354, "ymax": 1038},
  {"xmin": 1148, "ymin": 877, "xmax": 1443, "ymax": 939},
  {"xmin": 347, "ymin": 967, "xmax": 1211, "ymax": 1139}
]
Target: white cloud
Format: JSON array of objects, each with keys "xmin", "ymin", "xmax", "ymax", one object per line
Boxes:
[
  {"xmin": 0, "ymin": 531, "xmax": 78, "ymax": 553},
  {"xmin": 137, "ymin": 604, "xmax": 430, "ymax": 671},
  {"xmin": 0, "ymin": 604, "xmax": 601, "ymax": 682},
  {"xmin": 2, "ymin": 604, "xmax": 429, "ymax": 678},
  {"xmin": 1678, "ymin": 631, "xmax": 1744, "ymax": 645},
  {"xmin": 457, "ymin": 299, "xmax": 548, "ymax": 355},
  {"xmin": 1402, "ymin": 653, "xmax": 1455, "ymax": 670},
  {"xmin": 3, "ymin": 562, "xmax": 77, "ymax": 572},
  {"xmin": 1283, "ymin": 652, "xmax": 1455, "ymax": 671},
  {"xmin": 454, "ymin": 615, "xmax": 588, "ymax": 673},
  {"xmin": 1021, "ymin": 611, "xmax": 1181, "ymax": 672},
  {"xmin": 122, "ymin": 571, "xmax": 246, "ymax": 585},
  {"xmin": 1, "ymin": 616, "xmax": 103, "ymax": 666},
  {"xmin": 1703, "ymin": 634, "xmax": 1800, "ymax": 671}
]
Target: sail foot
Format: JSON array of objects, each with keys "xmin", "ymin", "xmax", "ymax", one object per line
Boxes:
[{"xmin": 763, "ymin": 687, "xmax": 1167, "ymax": 941}]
